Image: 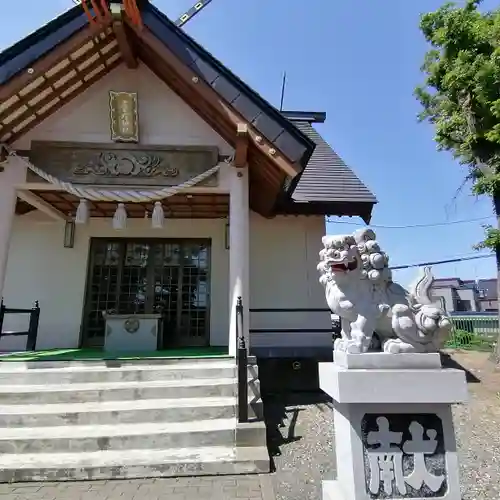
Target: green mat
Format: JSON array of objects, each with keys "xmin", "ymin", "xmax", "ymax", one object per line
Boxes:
[{"xmin": 0, "ymin": 347, "xmax": 230, "ymax": 362}]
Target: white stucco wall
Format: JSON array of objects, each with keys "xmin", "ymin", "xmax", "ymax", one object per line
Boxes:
[
  {"xmin": 2, "ymin": 214, "xmax": 329, "ymax": 352},
  {"xmin": 13, "ymin": 63, "xmax": 233, "ymax": 158},
  {"xmin": 2, "ymin": 215, "xmax": 229, "ymax": 350},
  {"xmin": 3, "ymin": 62, "xmax": 330, "ymax": 354},
  {"xmin": 249, "ymin": 215, "xmax": 331, "ymax": 353}
]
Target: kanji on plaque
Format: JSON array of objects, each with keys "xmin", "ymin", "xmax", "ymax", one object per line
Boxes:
[
  {"xmin": 362, "ymin": 414, "xmax": 447, "ymax": 498},
  {"xmin": 109, "ymin": 91, "xmax": 139, "ymax": 143},
  {"xmin": 366, "ymin": 417, "xmax": 406, "ymax": 495}
]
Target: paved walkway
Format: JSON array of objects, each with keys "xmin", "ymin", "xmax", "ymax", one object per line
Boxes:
[{"xmin": 0, "ymin": 475, "xmax": 275, "ymax": 500}]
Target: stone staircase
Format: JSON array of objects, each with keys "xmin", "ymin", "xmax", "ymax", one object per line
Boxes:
[{"xmin": 0, "ymin": 357, "xmax": 268, "ymax": 482}]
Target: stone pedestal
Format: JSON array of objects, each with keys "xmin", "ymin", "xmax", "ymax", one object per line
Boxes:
[
  {"xmin": 319, "ymin": 352, "xmax": 468, "ymax": 500},
  {"xmin": 103, "ymin": 313, "xmax": 161, "ymax": 352}
]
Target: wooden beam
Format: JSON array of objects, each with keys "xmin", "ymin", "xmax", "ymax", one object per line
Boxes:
[
  {"xmin": 16, "ymin": 189, "xmax": 70, "ymax": 221},
  {"xmin": 0, "ymin": 23, "xmax": 111, "ymax": 103},
  {"xmin": 129, "ymin": 25, "xmax": 300, "ymax": 179},
  {"xmin": 7, "ymin": 56, "xmax": 122, "ymax": 144},
  {"xmin": 15, "ymin": 182, "xmax": 228, "ymax": 194},
  {"xmin": 112, "ymin": 21, "xmax": 138, "ymax": 69},
  {"xmin": 234, "ymin": 123, "xmax": 248, "ymax": 168}
]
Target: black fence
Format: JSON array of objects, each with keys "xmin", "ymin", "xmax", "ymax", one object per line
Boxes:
[
  {"xmin": 235, "ymin": 296, "xmax": 248, "ymax": 423},
  {"xmin": 0, "ymin": 299, "xmax": 40, "ymax": 351}
]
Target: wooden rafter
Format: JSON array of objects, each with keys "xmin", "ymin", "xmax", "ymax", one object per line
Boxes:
[
  {"xmin": 0, "ymin": 23, "xmax": 110, "ymax": 103},
  {"xmin": 112, "ymin": 21, "xmax": 138, "ymax": 69},
  {"xmin": 7, "ymin": 55, "xmax": 122, "ymax": 144},
  {"xmin": 0, "ymin": 34, "xmax": 113, "ymax": 125},
  {"xmin": 28, "ymin": 190, "xmax": 229, "ymax": 219},
  {"xmin": 2, "ymin": 47, "xmax": 120, "ymax": 139},
  {"xmin": 17, "ymin": 189, "xmax": 69, "ymax": 221}
]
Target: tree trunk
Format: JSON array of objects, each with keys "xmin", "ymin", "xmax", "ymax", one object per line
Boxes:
[{"xmin": 493, "ymin": 193, "xmax": 500, "ymax": 363}]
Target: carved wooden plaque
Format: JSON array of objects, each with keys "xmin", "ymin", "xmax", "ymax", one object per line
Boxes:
[
  {"xmin": 28, "ymin": 141, "xmax": 219, "ymax": 187},
  {"xmin": 109, "ymin": 91, "xmax": 139, "ymax": 142}
]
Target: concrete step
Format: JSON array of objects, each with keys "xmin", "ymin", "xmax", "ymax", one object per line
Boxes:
[
  {"xmin": 0, "ymin": 446, "xmax": 270, "ymax": 483},
  {"xmin": 0, "ymin": 361, "xmax": 238, "ymax": 385},
  {"xmin": 0, "ymin": 356, "xmax": 234, "ymax": 370},
  {"xmin": 0, "ymin": 397, "xmax": 241, "ymax": 427},
  {"xmin": 0, "ymin": 378, "xmax": 238, "ymax": 404},
  {"xmin": 0, "ymin": 418, "xmax": 237, "ymax": 453}
]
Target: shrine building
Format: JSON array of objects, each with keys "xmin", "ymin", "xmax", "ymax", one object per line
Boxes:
[{"xmin": 0, "ymin": 0, "xmax": 376, "ymax": 359}]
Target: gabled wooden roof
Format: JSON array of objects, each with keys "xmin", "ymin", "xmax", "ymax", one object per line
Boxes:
[
  {"xmin": 1, "ymin": 0, "xmax": 376, "ymax": 220},
  {"xmin": 0, "ymin": 2, "xmax": 313, "ymax": 160}
]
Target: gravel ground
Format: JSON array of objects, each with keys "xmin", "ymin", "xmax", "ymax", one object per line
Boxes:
[
  {"xmin": 449, "ymin": 350, "xmax": 500, "ymax": 500},
  {"xmin": 264, "ymin": 392, "xmax": 335, "ymax": 500},
  {"xmin": 263, "ymin": 351, "xmax": 500, "ymax": 500}
]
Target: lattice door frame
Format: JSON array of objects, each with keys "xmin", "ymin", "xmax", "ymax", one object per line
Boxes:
[{"xmin": 79, "ymin": 237, "xmax": 212, "ymax": 349}]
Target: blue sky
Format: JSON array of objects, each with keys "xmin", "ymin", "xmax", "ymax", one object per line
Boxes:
[{"xmin": 2, "ymin": 0, "xmax": 498, "ymax": 286}]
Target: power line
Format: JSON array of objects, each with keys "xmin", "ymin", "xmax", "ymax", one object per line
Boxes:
[
  {"xmin": 390, "ymin": 253, "xmax": 494, "ymax": 270},
  {"xmin": 326, "ymin": 216, "xmax": 493, "ymax": 229}
]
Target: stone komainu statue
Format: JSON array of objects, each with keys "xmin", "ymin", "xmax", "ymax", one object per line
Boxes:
[{"xmin": 317, "ymin": 228, "xmax": 452, "ymax": 354}]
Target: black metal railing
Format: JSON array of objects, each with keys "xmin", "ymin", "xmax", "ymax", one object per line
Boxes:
[
  {"xmin": 236, "ymin": 296, "xmax": 248, "ymax": 423},
  {"xmin": 0, "ymin": 299, "xmax": 40, "ymax": 351}
]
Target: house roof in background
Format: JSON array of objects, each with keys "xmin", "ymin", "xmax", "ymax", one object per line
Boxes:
[
  {"xmin": 432, "ymin": 277, "xmax": 477, "ymax": 289},
  {"xmin": 431, "ymin": 277, "xmax": 498, "ymax": 301},
  {"xmin": 432, "ymin": 278, "xmax": 463, "ymax": 288},
  {"xmin": 477, "ymin": 278, "xmax": 497, "ymax": 301}
]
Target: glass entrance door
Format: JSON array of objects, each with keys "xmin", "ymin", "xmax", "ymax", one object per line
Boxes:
[{"xmin": 81, "ymin": 239, "xmax": 210, "ymax": 348}]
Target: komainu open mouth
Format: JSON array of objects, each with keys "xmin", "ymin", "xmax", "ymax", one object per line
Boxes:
[{"xmin": 331, "ymin": 259, "xmax": 358, "ymax": 272}]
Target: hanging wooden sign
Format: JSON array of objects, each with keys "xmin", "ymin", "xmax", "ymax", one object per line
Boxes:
[
  {"xmin": 109, "ymin": 91, "xmax": 139, "ymax": 143},
  {"xmin": 27, "ymin": 141, "xmax": 219, "ymax": 187}
]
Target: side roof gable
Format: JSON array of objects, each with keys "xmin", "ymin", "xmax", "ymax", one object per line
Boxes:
[
  {"xmin": 279, "ymin": 112, "xmax": 377, "ymax": 223},
  {"xmin": 0, "ymin": 0, "xmax": 314, "ymax": 166},
  {"xmin": 291, "ymin": 120, "xmax": 376, "ymax": 204}
]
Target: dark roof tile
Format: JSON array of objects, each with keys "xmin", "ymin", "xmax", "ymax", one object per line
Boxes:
[{"xmin": 289, "ymin": 120, "xmax": 377, "ymax": 205}]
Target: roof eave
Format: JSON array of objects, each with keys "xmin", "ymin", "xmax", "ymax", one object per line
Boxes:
[
  {"xmin": 281, "ymin": 110, "xmax": 326, "ymax": 124},
  {"xmin": 274, "ymin": 200, "xmax": 376, "ymax": 224},
  {"xmin": 0, "ymin": 4, "xmax": 86, "ymax": 85}
]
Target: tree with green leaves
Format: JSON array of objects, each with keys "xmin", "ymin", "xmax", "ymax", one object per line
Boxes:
[{"xmin": 416, "ymin": 0, "xmax": 500, "ymax": 360}]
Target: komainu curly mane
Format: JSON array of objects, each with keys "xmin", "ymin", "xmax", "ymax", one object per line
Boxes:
[{"xmin": 318, "ymin": 228, "xmax": 452, "ymax": 354}]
